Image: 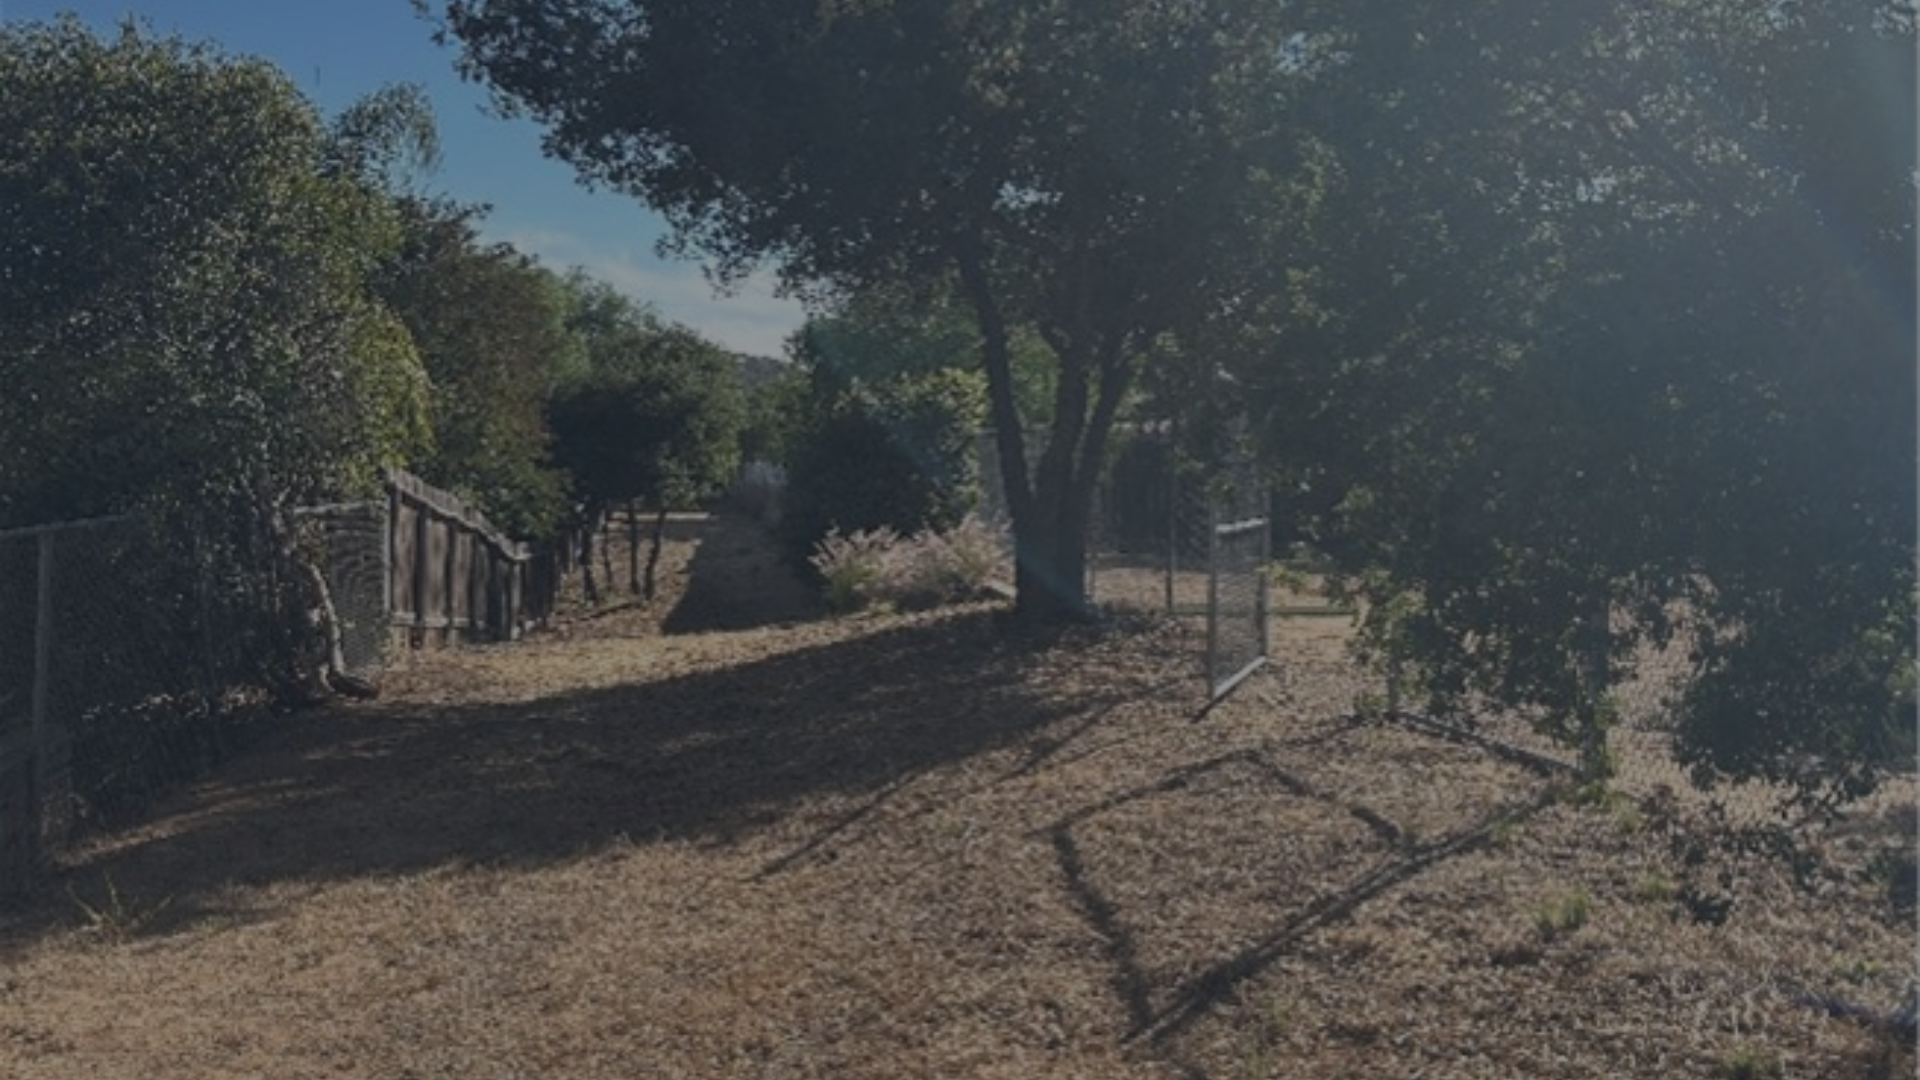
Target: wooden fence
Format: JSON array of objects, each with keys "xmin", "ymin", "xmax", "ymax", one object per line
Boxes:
[{"xmin": 383, "ymin": 470, "xmax": 558, "ymax": 649}]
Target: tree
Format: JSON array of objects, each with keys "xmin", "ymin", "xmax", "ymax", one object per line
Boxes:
[
  {"xmin": 1245, "ymin": 1, "xmax": 1915, "ymax": 799},
  {"xmin": 0, "ymin": 18, "xmax": 433, "ymax": 695},
  {"xmin": 769, "ymin": 284, "xmax": 1037, "ymax": 567},
  {"xmin": 547, "ymin": 284, "xmax": 743, "ymax": 602},
  {"xmin": 376, "ymin": 198, "xmax": 574, "ymax": 538},
  {"xmin": 778, "ymin": 339, "xmax": 988, "ymax": 567},
  {"xmin": 432, "ymin": 0, "xmax": 1307, "ymax": 622}
]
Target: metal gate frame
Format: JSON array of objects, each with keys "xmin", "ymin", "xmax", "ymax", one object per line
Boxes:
[{"xmin": 1206, "ymin": 499, "xmax": 1270, "ymax": 701}]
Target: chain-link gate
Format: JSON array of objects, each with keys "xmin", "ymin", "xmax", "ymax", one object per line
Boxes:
[
  {"xmin": 1206, "ymin": 449, "xmax": 1269, "ymax": 700},
  {"xmin": 1079, "ymin": 423, "xmax": 1270, "ymax": 701}
]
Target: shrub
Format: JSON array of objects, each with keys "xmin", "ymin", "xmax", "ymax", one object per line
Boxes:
[
  {"xmin": 809, "ymin": 515, "xmax": 1009, "ymax": 613},
  {"xmin": 779, "ymin": 367, "xmax": 986, "ymax": 566},
  {"xmin": 1531, "ymin": 889, "xmax": 1591, "ymax": 940},
  {"xmin": 935, "ymin": 514, "xmax": 1011, "ymax": 597},
  {"xmin": 810, "ymin": 525, "xmax": 899, "ymax": 613},
  {"xmin": 883, "ymin": 530, "xmax": 963, "ymax": 609}
]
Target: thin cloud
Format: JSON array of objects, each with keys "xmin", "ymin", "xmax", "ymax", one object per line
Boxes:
[{"xmin": 497, "ymin": 226, "xmax": 806, "ymax": 358}]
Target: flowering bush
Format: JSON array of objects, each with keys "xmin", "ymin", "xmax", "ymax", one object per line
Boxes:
[
  {"xmin": 935, "ymin": 514, "xmax": 1010, "ymax": 596},
  {"xmin": 809, "ymin": 515, "xmax": 1010, "ymax": 613},
  {"xmin": 809, "ymin": 525, "xmax": 899, "ymax": 613}
]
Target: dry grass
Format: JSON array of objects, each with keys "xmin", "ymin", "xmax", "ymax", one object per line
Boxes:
[{"xmin": 1, "ymin": 513, "xmax": 1912, "ymax": 1080}]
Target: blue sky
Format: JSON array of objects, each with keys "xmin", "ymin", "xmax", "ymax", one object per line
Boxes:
[{"xmin": 1, "ymin": 0, "xmax": 807, "ymax": 357}]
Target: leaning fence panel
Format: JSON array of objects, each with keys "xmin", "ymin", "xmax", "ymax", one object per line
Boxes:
[{"xmin": 295, "ymin": 501, "xmax": 389, "ymax": 680}]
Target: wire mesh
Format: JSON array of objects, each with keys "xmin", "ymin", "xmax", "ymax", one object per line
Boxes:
[
  {"xmin": 296, "ymin": 502, "xmax": 390, "ymax": 679},
  {"xmin": 44, "ymin": 517, "xmax": 235, "ymax": 828},
  {"xmin": 1081, "ymin": 423, "xmax": 1270, "ymax": 699},
  {"xmin": 0, "ymin": 531, "xmax": 41, "ymax": 888},
  {"xmin": 1, "ymin": 474, "xmax": 564, "ymax": 894},
  {"xmin": 1086, "ymin": 426, "xmax": 1212, "ymax": 616},
  {"xmin": 1206, "ymin": 451, "xmax": 1269, "ymax": 700}
]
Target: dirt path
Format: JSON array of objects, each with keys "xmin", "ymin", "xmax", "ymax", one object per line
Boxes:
[{"xmin": 0, "ymin": 525, "xmax": 1913, "ymax": 1080}]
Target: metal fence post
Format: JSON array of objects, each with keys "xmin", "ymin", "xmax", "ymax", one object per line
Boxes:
[
  {"xmin": 1205, "ymin": 489, "xmax": 1220, "ymax": 693},
  {"xmin": 30, "ymin": 529, "xmax": 69, "ymax": 861}
]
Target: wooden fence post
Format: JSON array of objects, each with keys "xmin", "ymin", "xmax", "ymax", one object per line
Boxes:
[
  {"xmin": 441, "ymin": 513, "xmax": 457, "ymax": 643},
  {"xmin": 410, "ymin": 490, "xmax": 427, "ymax": 645}
]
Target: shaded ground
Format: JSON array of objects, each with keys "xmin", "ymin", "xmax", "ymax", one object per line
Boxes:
[{"xmin": 1, "ymin": 512, "xmax": 1913, "ymax": 1079}]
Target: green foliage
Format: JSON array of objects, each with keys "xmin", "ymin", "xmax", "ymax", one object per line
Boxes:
[
  {"xmin": 1243, "ymin": 1, "xmax": 1916, "ymax": 806},
  {"xmin": 325, "ymin": 81, "xmax": 442, "ymax": 192},
  {"xmin": 737, "ymin": 356, "xmax": 806, "ymax": 466},
  {"xmin": 1719, "ymin": 1045, "xmax": 1784, "ymax": 1080},
  {"xmin": 435, "ymin": 0, "xmax": 1310, "ymax": 620},
  {"xmin": 0, "ymin": 17, "xmax": 438, "ymax": 721},
  {"xmin": 547, "ymin": 299, "xmax": 744, "ymax": 520},
  {"xmin": 795, "ymin": 282, "xmax": 1058, "ymax": 427},
  {"xmin": 68, "ymin": 871, "xmax": 172, "ymax": 944},
  {"xmin": 1531, "ymin": 889, "xmax": 1592, "ymax": 940},
  {"xmin": 376, "ymin": 198, "xmax": 572, "ymax": 537},
  {"xmin": 1630, "ymin": 871, "xmax": 1675, "ymax": 905},
  {"xmin": 779, "ymin": 360, "xmax": 987, "ymax": 567},
  {"xmin": 0, "ymin": 17, "xmax": 431, "ymax": 527}
]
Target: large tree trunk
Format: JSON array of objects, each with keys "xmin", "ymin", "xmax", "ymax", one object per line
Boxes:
[
  {"xmin": 599, "ymin": 512, "xmax": 615, "ymax": 591},
  {"xmin": 1011, "ymin": 478, "xmax": 1096, "ymax": 623},
  {"xmin": 956, "ymin": 243, "xmax": 1134, "ymax": 625}
]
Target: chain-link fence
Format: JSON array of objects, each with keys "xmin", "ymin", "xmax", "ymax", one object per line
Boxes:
[
  {"xmin": 1087, "ymin": 426, "xmax": 1213, "ymax": 616},
  {"xmin": 0, "ymin": 513, "xmax": 271, "ymax": 893},
  {"xmin": 295, "ymin": 501, "xmax": 390, "ymax": 681},
  {"xmin": 1030, "ymin": 421, "xmax": 1274, "ymax": 701},
  {"xmin": 1205, "ymin": 450, "xmax": 1269, "ymax": 700},
  {"xmin": 1, "ymin": 473, "xmax": 560, "ymax": 895}
]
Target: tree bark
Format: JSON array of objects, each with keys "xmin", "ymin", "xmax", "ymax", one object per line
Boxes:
[
  {"xmin": 954, "ymin": 241, "xmax": 1131, "ymax": 625},
  {"xmin": 627, "ymin": 498, "xmax": 642, "ymax": 596},
  {"xmin": 599, "ymin": 511, "xmax": 615, "ymax": 592},
  {"xmin": 297, "ymin": 555, "xmax": 376, "ymax": 699},
  {"xmin": 644, "ymin": 505, "xmax": 669, "ymax": 602},
  {"xmin": 579, "ymin": 503, "xmax": 605, "ymax": 604}
]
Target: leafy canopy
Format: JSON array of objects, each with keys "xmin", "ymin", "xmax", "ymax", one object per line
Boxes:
[
  {"xmin": 1248, "ymin": 0, "xmax": 1916, "ymax": 798},
  {"xmin": 433, "ymin": 0, "xmax": 1311, "ymax": 620},
  {"xmin": 0, "ymin": 16, "xmax": 431, "ymax": 526},
  {"xmin": 547, "ymin": 277, "xmax": 744, "ymax": 521},
  {"xmin": 376, "ymin": 198, "xmax": 574, "ymax": 537}
]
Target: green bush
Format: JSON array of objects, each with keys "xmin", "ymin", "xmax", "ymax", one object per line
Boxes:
[{"xmin": 780, "ymin": 367, "xmax": 985, "ymax": 566}]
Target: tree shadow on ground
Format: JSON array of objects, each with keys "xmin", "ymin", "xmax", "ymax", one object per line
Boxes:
[
  {"xmin": 658, "ymin": 515, "xmax": 821, "ymax": 634},
  {"xmin": 1037, "ymin": 745, "xmax": 1562, "ymax": 1078},
  {"xmin": 0, "ymin": 610, "xmax": 1079, "ymax": 955}
]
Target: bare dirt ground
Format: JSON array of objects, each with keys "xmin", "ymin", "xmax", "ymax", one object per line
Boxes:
[{"xmin": 1, "ymin": 511, "xmax": 1914, "ymax": 1080}]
